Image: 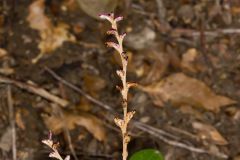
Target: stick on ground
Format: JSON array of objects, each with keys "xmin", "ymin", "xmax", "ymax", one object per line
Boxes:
[
  {"xmin": 0, "ymin": 75, "xmax": 69, "ymax": 107},
  {"xmin": 7, "ymin": 85, "xmax": 17, "ymax": 160}
]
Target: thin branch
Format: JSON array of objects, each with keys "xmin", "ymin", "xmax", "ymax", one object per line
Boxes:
[
  {"xmin": 44, "ymin": 67, "xmax": 112, "ymax": 111},
  {"xmin": 172, "ymin": 28, "xmax": 240, "ymax": 37},
  {"xmin": 7, "ymin": 85, "xmax": 16, "ymax": 160},
  {"xmin": 155, "ymin": 0, "xmax": 170, "ymax": 31},
  {"xmin": 0, "ymin": 75, "xmax": 69, "ymax": 107},
  {"xmin": 136, "ymin": 123, "xmax": 228, "ymax": 159}
]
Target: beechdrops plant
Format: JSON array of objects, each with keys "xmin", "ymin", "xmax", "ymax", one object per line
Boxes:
[{"xmin": 100, "ymin": 13, "xmax": 137, "ymax": 160}]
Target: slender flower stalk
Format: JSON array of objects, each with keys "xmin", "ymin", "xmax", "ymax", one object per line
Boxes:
[{"xmin": 100, "ymin": 13, "xmax": 136, "ymax": 160}]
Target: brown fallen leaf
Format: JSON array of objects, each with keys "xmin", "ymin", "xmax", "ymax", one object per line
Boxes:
[
  {"xmin": 42, "ymin": 111, "xmax": 106, "ymax": 141},
  {"xmin": 192, "ymin": 121, "xmax": 228, "ymax": 145},
  {"xmin": 76, "ymin": 0, "xmax": 118, "ymax": 19},
  {"xmin": 234, "ymin": 154, "xmax": 240, "ymax": 160},
  {"xmin": 63, "ymin": 0, "xmax": 78, "ymax": 11},
  {"xmin": 0, "ymin": 127, "xmax": 12, "ymax": 152},
  {"xmin": 16, "ymin": 109, "xmax": 26, "ymax": 130},
  {"xmin": 181, "ymin": 48, "xmax": 198, "ymax": 73},
  {"xmin": 0, "ymin": 48, "xmax": 7, "ymax": 58},
  {"xmin": 0, "ymin": 68, "xmax": 14, "ymax": 75},
  {"xmin": 231, "ymin": 6, "xmax": 240, "ymax": 15},
  {"xmin": 177, "ymin": 4, "xmax": 194, "ymax": 24},
  {"xmin": 179, "ymin": 105, "xmax": 203, "ymax": 120},
  {"xmin": 27, "ymin": 0, "xmax": 75, "ymax": 63},
  {"xmin": 140, "ymin": 48, "xmax": 169, "ymax": 85},
  {"xmin": 140, "ymin": 73, "xmax": 236, "ymax": 112},
  {"xmin": 82, "ymin": 72, "xmax": 106, "ymax": 98},
  {"xmin": 0, "ymin": 49, "xmax": 14, "ymax": 75}
]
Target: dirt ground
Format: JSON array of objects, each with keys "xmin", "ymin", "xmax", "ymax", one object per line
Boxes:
[{"xmin": 0, "ymin": 0, "xmax": 240, "ymax": 160}]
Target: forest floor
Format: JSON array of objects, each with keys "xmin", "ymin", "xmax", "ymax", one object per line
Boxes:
[{"xmin": 0, "ymin": 0, "xmax": 240, "ymax": 160}]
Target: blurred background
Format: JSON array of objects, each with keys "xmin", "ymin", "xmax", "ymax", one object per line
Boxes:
[{"xmin": 0, "ymin": 0, "xmax": 240, "ymax": 159}]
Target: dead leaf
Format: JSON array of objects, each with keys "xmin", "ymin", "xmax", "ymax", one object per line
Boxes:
[
  {"xmin": 234, "ymin": 155, "xmax": 240, "ymax": 160},
  {"xmin": 0, "ymin": 127, "xmax": 12, "ymax": 151},
  {"xmin": 0, "ymin": 68, "xmax": 14, "ymax": 75},
  {"xmin": 179, "ymin": 105, "xmax": 203, "ymax": 120},
  {"xmin": 76, "ymin": 0, "xmax": 118, "ymax": 19},
  {"xmin": 38, "ymin": 23, "xmax": 75, "ymax": 55},
  {"xmin": 27, "ymin": 0, "xmax": 75, "ymax": 63},
  {"xmin": 222, "ymin": 5, "xmax": 232, "ymax": 25},
  {"xmin": 16, "ymin": 109, "xmax": 26, "ymax": 130},
  {"xmin": 0, "ymin": 49, "xmax": 14, "ymax": 75},
  {"xmin": 0, "ymin": 48, "xmax": 7, "ymax": 58},
  {"xmin": 42, "ymin": 111, "xmax": 106, "ymax": 141},
  {"xmin": 140, "ymin": 48, "xmax": 169, "ymax": 85},
  {"xmin": 208, "ymin": 2, "xmax": 221, "ymax": 21},
  {"xmin": 192, "ymin": 121, "xmax": 228, "ymax": 145},
  {"xmin": 231, "ymin": 7, "xmax": 240, "ymax": 15},
  {"xmin": 27, "ymin": 0, "xmax": 52, "ymax": 31},
  {"xmin": 0, "ymin": 15, "xmax": 4, "ymax": 28},
  {"xmin": 181, "ymin": 48, "xmax": 198, "ymax": 73},
  {"xmin": 83, "ymin": 73, "xmax": 106, "ymax": 98},
  {"xmin": 140, "ymin": 73, "xmax": 236, "ymax": 112},
  {"xmin": 77, "ymin": 97, "xmax": 92, "ymax": 111},
  {"xmin": 177, "ymin": 4, "xmax": 194, "ymax": 24},
  {"xmin": 226, "ymin": 107, "xmax": 240, "ymax": 121},
  {"xmin": 63, "ymin": 0, "xmax": 78, "ymax": 11}
]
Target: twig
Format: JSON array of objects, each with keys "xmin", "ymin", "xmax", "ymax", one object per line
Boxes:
[
  {"xmin": 44, "ymin": 67, "xmax": 111, "ymax": 111},
  {"xmin": 77, "ymin": 41, "xmax": 100, "ymax": 48},
  {"xmin": 166, "ymin": 125, "xmax": 198, "ymax": 140},
  {"xmin": 44, "ymin": 68, "xmax": 228, "ymax": 159},
  {"xmin": 173, "ymin": 28, "xmax": 240, "ymax": 37},
  {"xmin": 134, "ymin": 121, "xmax": 179, "ymax": 141},
  {"xmin": 59, "ymin": 150, "xmax": 115, "ymax": 159},
  {"xmin": 155, "ymin": 0, "xmax": 170, "ymax": 31},
  {"xmin": 0, "ymin": 75, "xmax": 69, "ymax": 107},
  {"xmin": 7, "ymin": 85, "xmax": 16, "ymax": 160},
  {"xmin": 136, "ymin": 123, "xmax": 228, "ymax": 159}
]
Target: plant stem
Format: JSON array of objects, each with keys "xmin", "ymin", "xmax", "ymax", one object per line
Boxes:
[{"xmin": 100, "ymin": 13, "xmax": 135, "ymax": 160}]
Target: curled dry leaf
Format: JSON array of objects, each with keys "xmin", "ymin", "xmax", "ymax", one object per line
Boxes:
[
  {"xmin": 27, "ymin": 0, "xmax": 52, "ymax": 31},
  {"xmin": 0, "ymin": 48, "xmax": 7, "ymax": 58},
  {"xmin": 15, "ymin": 109, "xmax": 26, "ymax": 130},
  {"xmin": 42, "ymin": 111, "xmax": 106, "ymax": 141},
  {"xmin": 181, "ymin": 48, "xmax": 200, "ymax": 73},
  {"xmin": 140, "ymin": 73, "xmax": 236, "ymax": 112},
  {"xmin": 192, "ymin": 121, "xmax": 228, "ymax": 145},
  {"xmin": 0, "ymin": 48, "xmax": 14, "ymax": 75},
  {"xmin": 27, "ymin": 0, "xmax": 75, "ymax": 63}
]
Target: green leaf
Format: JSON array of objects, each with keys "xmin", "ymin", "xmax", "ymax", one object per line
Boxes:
[{"xmin": 129, "ymin": 149, "xmax": 164, "ymax": 160}]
